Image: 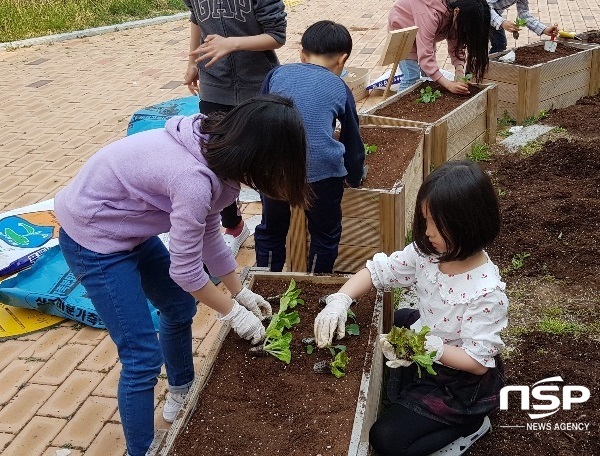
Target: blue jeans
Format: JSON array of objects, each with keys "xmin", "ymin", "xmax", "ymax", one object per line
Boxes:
[
  {"xmin": 59, "ymin": 229, "xmax": 196, "ymax": 456},
  {"xmin": 398, "ymin": 59, "xmax": 422, "ymax": 92},
  {"xmin": 490, "ymin": 26, "xmax": 508, "ymax": 53},
  {"xmin": 255, "ymin": 176, "xmax": 344, "ymax": 273}
]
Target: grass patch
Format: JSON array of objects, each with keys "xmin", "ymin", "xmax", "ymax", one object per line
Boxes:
[
  {"xmin": 523, "ymin": 110, "xmax": 548, "ymax": 126},
  {"xmin": 520, "ymin": 140, "xmax": 542, "ymax": 157},
  {"xmin": 497, "ymin": 111, "xmax": 516, "ymax": 129},
  {"xmin": 538, "ymin": 317, "xmax": 586, "ymax": 335},
  {"xmin": 502, "ymin": 252, "xmax": 530, "ymax": 275},
  {"xmin": 0, "ymin": 0, "xmax": 187, "ymax": 42},
  {"xmin": 467, "ymin": 142, "xmax": 491, "ymax": 162}
]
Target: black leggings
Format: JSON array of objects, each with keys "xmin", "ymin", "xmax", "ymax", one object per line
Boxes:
[
  {"xmin": 369, "ymin": 405, "xmax": 483, "ymax": 456},
  {"xmin": 369, "ymin": 308, "xmax": 483, "ymax": 455},
  {"xmin": 199, "ymin": 99, "xmax": 242, "ymax": 229}
]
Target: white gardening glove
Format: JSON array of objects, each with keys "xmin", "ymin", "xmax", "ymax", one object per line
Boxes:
[
  {"xmin": 219, "ymin": 301, "xmax": 265, "ymax": 345},
  {"xmin": 314, "ymin": 293, "xmax": 353, "ymax": 348},
  {"xmin": 234, "ymin": 286, "xmax": 272, "ymax": 321},
  {"xmin": 378, "ymin": 334, "xmax": 413, "ymax": 368},
  {"xmin": 424, "ymin": 335, "xmax": 444, "ymax": 363}
]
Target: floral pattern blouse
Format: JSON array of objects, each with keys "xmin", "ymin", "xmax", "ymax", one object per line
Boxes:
[{"xmin": 366, "ymin": 243, "xmax": 508, "ymax": 367}]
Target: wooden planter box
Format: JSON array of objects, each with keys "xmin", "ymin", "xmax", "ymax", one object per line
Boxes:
[
  {"xmin": 362, "ymin": 82, "xmax": 498, "ymax": 173},
  {"xmin": 556, "ymin": 34, "xmax": 600, "ymax": 97},
  {"xmin": 287, "ymin": 124, "xmax": 429, "ymax": 273},
  {"xmin": 151, "ymin": 270, "xmax": 393, "ymax": 456},
  {"xmin": 485, "ymin": 41, "xmax": 597, "ymax": 124}
]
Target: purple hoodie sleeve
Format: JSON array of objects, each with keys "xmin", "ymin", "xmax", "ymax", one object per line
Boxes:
[{"xmin": 167, "ymin": 171, "xmax": 237, "ymax": 293}]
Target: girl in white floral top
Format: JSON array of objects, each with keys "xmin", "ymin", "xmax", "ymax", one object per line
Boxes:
[{"xmin": 314, "ymin": 160, "xmax": 508, "ymax": 456}]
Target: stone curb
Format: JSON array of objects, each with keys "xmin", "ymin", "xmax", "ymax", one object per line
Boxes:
[{"xmin": 0, "ymin": 12, "xmax": 189, "ymax": 51}]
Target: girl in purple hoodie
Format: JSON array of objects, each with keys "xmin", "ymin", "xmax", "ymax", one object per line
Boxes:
[{"xmin": 54, "ymin": 95, "xmax": 309, "ymax": 456}]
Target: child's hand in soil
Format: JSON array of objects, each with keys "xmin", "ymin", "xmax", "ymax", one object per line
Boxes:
[
  {"xmin": 234, "ymin": 287, "xmax": 272, "ymax": 321},
  {"xmin": 314, "ymin": 293, "xmax": 353, "ymax": 347},
  {"xmin": 439, "ymin": 77, "xmax": 470, "ymax": 95}
]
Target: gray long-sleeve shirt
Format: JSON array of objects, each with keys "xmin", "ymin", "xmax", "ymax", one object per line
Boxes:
[{"xmin": 184, "ymin": 0, "xmax": 287, "ymax": 106}]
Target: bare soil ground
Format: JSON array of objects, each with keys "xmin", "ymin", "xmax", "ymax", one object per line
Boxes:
[{"xmin": 468, "ymin": 95, "xmax": 600, "ymax": 454}]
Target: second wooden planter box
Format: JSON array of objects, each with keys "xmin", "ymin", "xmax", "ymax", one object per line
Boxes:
[
  {"xmin": 485, "ymin": 41, "xmax": 597, "ymax": 124},
  {"xmin": 362, "ymin": 81, "xmax": 498, "ymax": 173},
  {"xmin": 152, "ymin": 270, "xmax": 390, "ymax": 456},
  {"xmin": 287, "ymin": 124, "xmax": 428, "ymax": 273}
]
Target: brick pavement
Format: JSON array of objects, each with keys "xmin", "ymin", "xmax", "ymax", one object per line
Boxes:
[{"xmin": 0, "ymin": 0, "xmax": 597, "ymax": 454}]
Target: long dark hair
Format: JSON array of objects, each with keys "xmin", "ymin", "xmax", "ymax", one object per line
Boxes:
[
  {"xmin": 446, "ymin": 0, "xmax": 491, "ymax": 82},
  {"xmin": 412, "ymin": 160, "xmax": 501, "ymax": 262},
  {"xmin": 201, "ymin": 95, "xmax": 310, "ymax": 209}
]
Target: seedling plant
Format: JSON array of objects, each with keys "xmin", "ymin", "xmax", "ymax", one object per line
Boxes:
[
  {"xmin": 364, "ymin": 143, "xmax": 378, "ymax": 155},
  {"xmin": 416, "ymin": 85, "xmax": 442, "ymax": 103},
  {"xmin": 346, "ymin": 308, "xmax": 360, "ymax": 336},
  {"xmin": 251, "ymin": 279, "xmax": 303, "ymax": 363},
  {"xmin": 313, "ymin": 344, "xmax": 350, "ymax": 378},
  {"xmin": 385, "ymin": 325, "xmax": 437, "ymax": 378},
  {"xmin": 456, "ymin": 73, "xmax": 472, "ymax": 83},
  {"xmin": 513, "ymin": 18, "xmax": 528, "ymax": 42}
]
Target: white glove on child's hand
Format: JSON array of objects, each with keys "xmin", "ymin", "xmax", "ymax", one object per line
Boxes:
[
  {"xmin": 424, "ymin": 335, "xmax": 444, "ymax": 362},
  {"xmin": 219, "ymin": 301, "xmax": 265, "ymax": 345},
  {"xmin": 314, "ymin": 293, "xmax": 353, "ymax": 348},
  {"xmin": 234, "ymin": 287, "xmax": 272, "ymax": 321},
  {"xmin": 378, "ymin": 334, "xmax": 413, "ymax": 368}
]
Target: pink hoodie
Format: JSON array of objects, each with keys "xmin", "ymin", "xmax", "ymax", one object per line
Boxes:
[{"xmin": 388, "ymin": 0, "xmax": 465, "ymax": 82}]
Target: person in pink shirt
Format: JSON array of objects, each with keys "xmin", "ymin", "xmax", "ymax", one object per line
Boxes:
[{"xmin": 388, "ymin": 0, "xmax": 491, "ymax": 94}]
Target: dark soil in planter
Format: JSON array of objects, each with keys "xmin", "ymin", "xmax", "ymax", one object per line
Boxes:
[
  {"xmin": 469, "ymin": 332, "xmax": 600, "ymax": 456},
  {"xmin": 544, "ymin": 94, "xmax": 600, "ymax": 139},
  {"xmin": 171, "ymin": 279, "xmax": 378, "ymax": 456},
  {"xmin": 360, "ymin": 127, "xmax": 421, "ymax": 189},
  {"xmin": 582, "ymin": 29, "xmax": 600, "ymax": 44},
  {"xmin": 372, "ymin": 82, "xmax": 483, "ymax": 123},
  {"xmin": 504, "ymin": 43, "xmax": 583, "ymax": 66},
  {"xmin": 468, "ymin": 133, "xmax": 600, "ymax": 454}
]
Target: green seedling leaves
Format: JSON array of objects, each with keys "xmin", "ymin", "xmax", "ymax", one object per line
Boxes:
[
  {"xmin": 261, "ymin": 280, "xmax": 303, "ymax": 364},
  {"xmin": 386, "ymin": 325, "xmax": 437, "ymax": 378},
  {"xmin": 364, "ymin": 144, "xmax": 378, "ymax": 155},
  {"xmin": 328, "ymin": 345, "xmax": 350, "ymax": 378},
  {"xmin": 346, "ymin": 324, "xmax": 360, "ymax": 336},
  {"xmin": 456, "ymin": 73, "xmax": 472, "ymax": 83},
  {"xmin": 306, "ymin": 344, "xmax": 314, "ymax": 354},
  {"xmin": 346, "ymin": 308, "xmax": 360, "ymax": 336},
  {"xmin": 514, "ymin": 18, "xmax": 528, "ymax": 27},
  {"xmin": 417, "ymin": 85, "xmax": 442, "ymax": 103}
]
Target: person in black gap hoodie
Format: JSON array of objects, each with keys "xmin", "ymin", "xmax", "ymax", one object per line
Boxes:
[{"xmin": 182, "ymin": 0, "xmax": 287, "ymax": 256}]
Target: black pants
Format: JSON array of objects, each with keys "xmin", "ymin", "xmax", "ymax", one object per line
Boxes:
[
  {"xmin": 369, "ymin": 309, "xmax": 484, "ymax": 456},
  {"xmin": 199, "ymin": 100, "xmax": 242, "ymax": 229},
  {"xmin": 254, "ymin": 176, "xmax": 345, "ymax": 273},
  {"xmin": 490, "ymin": 26, "xmax": 508, "ymax": 53}
]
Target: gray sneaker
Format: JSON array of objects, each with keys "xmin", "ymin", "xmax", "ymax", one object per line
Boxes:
[{"xmin": 162, "ymin": 392, "xmax": 186, "ymax": 423}]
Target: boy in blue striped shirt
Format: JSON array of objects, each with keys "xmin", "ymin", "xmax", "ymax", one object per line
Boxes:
[{"xmin": 255, "ymin": 20, "xmax": 365, "ymax": 273}]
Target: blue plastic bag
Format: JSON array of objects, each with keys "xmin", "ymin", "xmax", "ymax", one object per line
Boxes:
[
  {"xmin": 0, "ymin": 246, "xmax": 160, "ymax": 330},
  {"xmin": 127, "ymin": 95, "xmax": 200, "ymax": 136}
]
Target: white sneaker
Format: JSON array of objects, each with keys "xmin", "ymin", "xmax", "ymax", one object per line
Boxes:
[
  {"xmin": 223, "ymin": 222, "xmax": 250, "ymax": 257},
  {"xmin": 429, "ymin": 416, "xmax": 491, "ymax": 455},
  {"xmin": 162, "ymin": 392, "xmax": 186, "ymax": 423}
]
